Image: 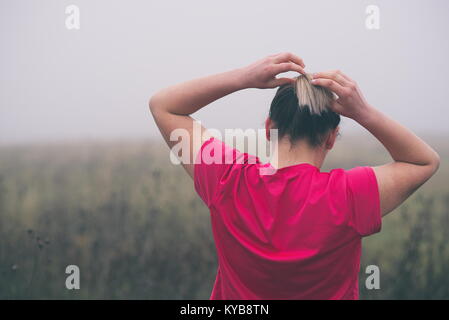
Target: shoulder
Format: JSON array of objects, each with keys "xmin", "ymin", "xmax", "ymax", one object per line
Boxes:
[
  {"xmin": 193, "ymin": 136, "xmax": 261, "ymax": 206},
  {"xmin": 195, "ymin": 137, "xmax": 261, "ymax": 168},
  {"xmin": 319, "ymin": 166, "xmax": 375, "ymax": 182}
]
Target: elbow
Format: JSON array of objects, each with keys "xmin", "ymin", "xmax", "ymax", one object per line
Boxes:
[
  {"xmin": 148, "ymin": 95, "xmax": 156, "ymax": 113},
  {"xmin": 421, "ymin": 149, "xmax": 441, "ymax": 177},
  {"xmin": 430, "ymin": 151, "xmax": 441, "ymax": 174},
  {"xmin": 148, "ymin": 94, "xmax": 161, "ymax": 116}
]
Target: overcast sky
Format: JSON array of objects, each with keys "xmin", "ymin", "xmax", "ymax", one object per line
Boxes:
[{"xmin": 1, "ymin": 0, "xmax": 448, "ymax": 144}]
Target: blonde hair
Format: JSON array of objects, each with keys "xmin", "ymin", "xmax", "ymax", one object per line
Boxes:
[
  {"xmin": 294, "ymin": 74, "xmax": 334, "ymax": 115},
  {"xmin": 269, "ymin": 74, "xmax": 340, "ymax": 147}
]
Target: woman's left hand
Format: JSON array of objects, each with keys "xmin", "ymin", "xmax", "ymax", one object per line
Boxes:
[{"xmin": 239, "ymin": 52, "xmax": 306, "ymax": 89}]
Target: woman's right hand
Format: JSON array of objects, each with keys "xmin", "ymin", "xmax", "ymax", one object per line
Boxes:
[
  {"xmin": 311, "ymin": 70, "xmax": 371, "ymax": 121},
  {"xmin": 240, "ymin": 52, "xmax": 306, "ymax": 89}
]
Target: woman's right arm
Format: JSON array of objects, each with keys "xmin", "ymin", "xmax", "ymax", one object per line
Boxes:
[{"xmin": 312, "ymin": 70, "xmax": 440, "ymax": 217}]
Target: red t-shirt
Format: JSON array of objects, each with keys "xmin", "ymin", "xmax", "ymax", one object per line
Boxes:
[{"xmin": 194, "ymin": 137, "xmax": 381, "ymax": 300}]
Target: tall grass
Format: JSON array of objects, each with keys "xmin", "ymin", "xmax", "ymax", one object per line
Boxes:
[{"xmin": 0, "ymin": 134, "xmax": 447, "ymax": 299}]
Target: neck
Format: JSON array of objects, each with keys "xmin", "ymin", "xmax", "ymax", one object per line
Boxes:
[{"xmin": 269, "ymin": 137, "xmax": 326, "ymax": 170}]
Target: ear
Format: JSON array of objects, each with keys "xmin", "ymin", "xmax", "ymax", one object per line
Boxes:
[
  {"xmin": 325, "ymin": 126, "xmax": 339, "ymax": 150},
  {"xmin": 265, "ymin": 118, "xmax": 272, "ymax": 141}
]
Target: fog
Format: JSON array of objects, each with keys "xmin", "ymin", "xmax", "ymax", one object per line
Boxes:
[{"xmin": 1, "ymin": 0, "xmax": 448, "ymax": 144}]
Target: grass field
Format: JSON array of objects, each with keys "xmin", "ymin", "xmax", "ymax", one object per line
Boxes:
[{"xmin": 0, "ymin": 132, "xmax": 448, "ymax": 299}]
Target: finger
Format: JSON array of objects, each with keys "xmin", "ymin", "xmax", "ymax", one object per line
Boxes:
[
  {"xmin": 272, "ymin": 52, "xmax": 305, "ymax": 68},
  {"xmin": 273, "ymin": 62, "xmax": 305, "ymax": 75},
  {"xmin": 311, "ymin": 78, "xmax": 348, "ymax": 97},
  {"xmin": 271, "ymin": 77, "xmax": 295, "ymax": 87},
  {"xmin": 315, "ymin": 69, "xmax": 353, "ymax": 81},
  {"xmin": 337, "ymin": 70, "xmax": 352, "ymax": 82},
  {"xmin": 330, "ymin": 100, "xmax": 344, "ymax": 113},
  {"xmin": 312, "ymin": 70, "xmax": 351, "ymax": 87}
]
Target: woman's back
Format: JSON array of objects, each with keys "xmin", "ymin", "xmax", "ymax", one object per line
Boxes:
[
  {"xmin": 194, "ymin": 137, "xmax": 381, "ymax": 299},
  {"xmin": 150, "ymin": 52, "xmax": 440, "ymax": 299}
]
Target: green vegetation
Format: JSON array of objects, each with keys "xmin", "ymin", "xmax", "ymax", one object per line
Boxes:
[{"xmin": 0, "ymin": 133, "xmax": 448, "ymax": 299}]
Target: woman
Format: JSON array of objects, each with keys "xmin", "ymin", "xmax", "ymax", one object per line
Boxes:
[{"xmin": 149, "ymin": 52, "xmax": 440, "ymax": 299}]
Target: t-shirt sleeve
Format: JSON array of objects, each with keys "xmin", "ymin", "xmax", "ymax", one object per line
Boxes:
[
  {"xmin": 193, "ymin": 137, "xmax": 256, "ymax": 207},
  {"xmin": 345, "ymin": 166, "xmax": 382, "ymax": 237}
]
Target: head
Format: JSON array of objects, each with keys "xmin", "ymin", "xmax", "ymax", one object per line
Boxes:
[{"xmin": 266, "ymin": 74, "xmax": 340, "ymax": 154}]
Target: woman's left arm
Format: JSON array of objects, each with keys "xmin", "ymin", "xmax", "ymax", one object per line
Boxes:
[{"xmin": 149, "ymin": 52, "xmax": 305, "ymax": 178}]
